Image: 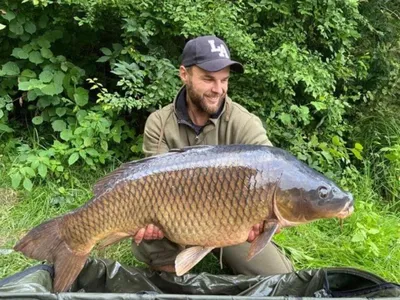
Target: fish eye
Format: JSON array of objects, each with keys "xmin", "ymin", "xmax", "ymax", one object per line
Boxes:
[{"xmin": 318, "ymin": 186, "xmax": 329, "ymax": 199}]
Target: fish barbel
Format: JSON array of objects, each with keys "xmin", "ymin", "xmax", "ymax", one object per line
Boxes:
[{"xmin": 14, "ymin": 145, "xmax": 354, "ymax": 292}]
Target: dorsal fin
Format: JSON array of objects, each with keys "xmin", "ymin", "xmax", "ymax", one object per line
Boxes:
[{"xmin": 170, "ymin": 145, "xmax": 215, "ymax": 152}]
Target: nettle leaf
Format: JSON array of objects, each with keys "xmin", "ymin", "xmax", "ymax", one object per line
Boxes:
[
  {"xmin": 41, "ymin": 82, "xmax": 63, "ymax": 96},
  {"xmin": 29, "ymin": 51, "xmax": 44, "ymax": 65},
  {"xmin": 11, "ymin": 173, "xmax": 22, "ymax": 188},
  {"xmin": 52, "ymin": 120, "xmax": 67, "ymax": 132},
  {"xmin": 12, "ymin": 47, "xmax": 29, "ymax": 59},
  {"xmin": 74, "ymin": 88, "xmax": 89, "ymax": 106},
  {"xmin": 32, "ymin": 116, "xmax": 43, "ymax": 125},
  {"xmin": 68, "ymin": 152, "xmax": 80, "ymax": 165},
  {"xmin": 100, "ymin": 47, "xmax": 112, "ymax": 55},
  {"xmin": 23, "ymin": 177, "xmax": 33, "ymax": 191},
  {"xmin": 2, "ymin": 61, "xmax": 20, "ymax": 76},
  {"xmin": 24, "ymin": 21, "xmax": 36, "ymax": 34},
  {"xmin": 38, "ymin": 164, "xmax": 47, "ymax": 178},
  {"xmin": 96, "ymin": 56, "xmax": 110, "ymax": 63}
]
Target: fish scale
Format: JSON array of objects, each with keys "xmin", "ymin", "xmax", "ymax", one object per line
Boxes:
[{"xmin": 14, "ymin": 145, "xmax": 354, "ymax": 292}]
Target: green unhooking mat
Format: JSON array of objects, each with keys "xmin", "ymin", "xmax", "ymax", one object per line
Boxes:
[{"xmin": 0, "ymin": 258, "xmax": 399, "ymax": 299}]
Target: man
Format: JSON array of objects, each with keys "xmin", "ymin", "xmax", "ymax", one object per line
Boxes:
[{"xmin": 132, "ymin": 35, "xmax": 294, "ymax": 275}]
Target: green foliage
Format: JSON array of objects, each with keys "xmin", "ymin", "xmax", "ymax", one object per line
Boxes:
[{"xmin": 0, "ymin": 0, "xmax": 399, "ymax": 192}]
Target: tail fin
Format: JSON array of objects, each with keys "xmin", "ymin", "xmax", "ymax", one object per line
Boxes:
[{"xmin": 14, "ymin": 217, "xmax": 89, "ymax": 292}]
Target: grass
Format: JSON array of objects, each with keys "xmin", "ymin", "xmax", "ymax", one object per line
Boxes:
[{"xmin": 0, "ymin": 156, "xmax": 399, "ymax": 284}]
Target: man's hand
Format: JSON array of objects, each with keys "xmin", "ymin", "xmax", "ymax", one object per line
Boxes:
[
  {"xmin": 134, "ymin": 224, "xmax": 164, "ymax": 245},
  {"xmin": 247, "ymin": 221, "xmax": 281, "ymax": 242}
]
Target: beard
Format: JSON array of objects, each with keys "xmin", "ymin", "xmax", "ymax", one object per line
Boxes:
[{"xmin": 186, "ymin": 81, "xmax": 225, "ymax": 115}]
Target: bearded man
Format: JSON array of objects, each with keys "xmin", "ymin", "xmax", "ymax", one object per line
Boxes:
[{"xmin": 132, "ymin": 36, "xmax": 294, "ymax": 276}]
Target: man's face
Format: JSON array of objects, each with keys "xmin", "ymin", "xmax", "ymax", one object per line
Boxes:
[{"xmin": 180, "ymin": 65, "xmax": 230, "ymax": 115}]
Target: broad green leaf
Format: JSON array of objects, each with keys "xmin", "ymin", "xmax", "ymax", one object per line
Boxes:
[
  {"xmin": 351, "ymin": 231, "xmax": 366, "ymax": 242},
  {"xmin": 354, "ymin": 143, "xmax": 363, "ymax": 151},
  {"xmin": 24, "ymin": 21, "xmax": 36, "ymax": 34},
  {"xmin": 332, "ymin": 136, "xmax": 341, "ymax": 146},
  {"xmin": 100, "ymin": 47, "xmax": 112, "ymax": 55},
  {"xmin": 21, "ymin": 69, "xmax": 37, "ymax": 78},
  {"xmin": 0, "ymin": 123, "xmax": 14, "ymax": 132},
  {"xmin": 2, "ymin": 11, "xmax": 16, "ymax": 22},
  {"xmin": 12, "ymin": 48, "xmax": 29, "ymax": 59},
  {"xmin": 9, "ymin": 20, "xmax": 23, "ymax": 35},
  {"xmin": 1, "ymin": 62, "xmax": 20, "ymax": 76},
  {"xmin": 83, "ymin": 137, "xmax": 93, "ymax": 147},
  {"xmin": 11, "ymin": 173, "xmax": 22, "ymax": 188},
  {"xmin": 351, "ymin": 148, "xmax": 363, "ymax": 160},
  {"xmin": 41, "ymin": 82, "xmax": 63, "ymax": 96},
  {"xmin": 56, "ymin": 107, "xmax": 67, "ymax": 117},
  {"xmin": 60, "ymin": 129, "xmax": 73, "ymax": 141},
  {"xmin": 311, "ymin": 101, "xmax": 327, "ymax": 111},
  {"xmin": 24, "ymin": 166, "xmax": 36, "ymax": 177},
  {"xmin": 32, "ymin": 116, "xmax": 43, "ymax": 125},
  {"xmin": 0, "ymin": 110, "xmax": 3, "ymax": 119},
  {"xmin": 74, "ymin": 88, "xmax": 89, "ymax": 106},
  {"xmin": 38, "ymin": 164, "xmax": 47, "ymax": 178},
  {"xmin": 23, "ymin": 177, "xmax": 33, "ymax": 191},
  {"xmin": 37, "ymin": 37, "xmax": 51, "ymax": 49},
  {"xmin": 279, "ymin": 113, "xmax": 291, "ymax": 125},
  {"xmin": 19, "ymin": 79, "xmax": 45, "ymax": 91},
  {"xmin": 53, "ymin": 71, "xmax": 65, "ymax": 86},
  {"xmin": 101, "ymin": 140, "xmax": 108, "ymax": 151},
  {"xmin": 37, "ymin": 96, "xmax": 51, "ymax": 108},
  {"xmin": 39, "ymin": 70, "xmax": 54, "ymax": 83},
  {"xmin": 38, "ymin": 14, "xmax": 49, "ymax": 28},
  {"xmin": 96, "ymin": 56, "xmax": 109, "ymax": 63},
  {"xmin": 68, "ymin": 152, "xmax": 79, "ymax": 165},
  {"xmin": 52, "ymin": 119, "xmax": 67, "ymax": 132},
  {"xmin": 29, "ymin": 51, "xmax": 44, "ymax": 65},
  {"xmin": 41, "ymin": 48, "xmax": 53, "ymax": 59},
  {"xmin": 0, "ymin": 23, "xmax": 6, "ymax": 30},
  {"xmin": 27, "ymin": 90, "xmax": 38, "ymax": 101},
  {"xmin": 86, "ymin": 148, "xmax": 99, "ymax": 157}
]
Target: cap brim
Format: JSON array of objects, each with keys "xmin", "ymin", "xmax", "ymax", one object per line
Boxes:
[{"xmin": 196, "ymin": 59, "xmax": 244, "ymax": 73}]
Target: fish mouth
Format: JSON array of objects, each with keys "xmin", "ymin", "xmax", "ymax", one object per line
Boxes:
[{"xmin": 336, "ymin": 201, "xmax": 354, "ymax": 219}]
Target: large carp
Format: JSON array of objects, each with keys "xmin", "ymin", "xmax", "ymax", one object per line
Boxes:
[{"xmin": 14, "ymin": 145, "xmax": 354, "ymax": 292}]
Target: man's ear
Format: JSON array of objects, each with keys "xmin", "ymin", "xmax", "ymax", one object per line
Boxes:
[{"xmin": 179, "ymin": 65, "xmax": 189, "ymax": 84}]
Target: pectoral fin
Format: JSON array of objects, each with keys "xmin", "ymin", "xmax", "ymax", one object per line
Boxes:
[
  {"xmin": 175, "ymin": 246, "xmax": 214, "ymax": 276},
  {"xmin": 247, "ymin": 222, "xmax": 279, "ymax": 260}
]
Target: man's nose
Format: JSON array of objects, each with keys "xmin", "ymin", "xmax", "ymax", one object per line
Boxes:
[{"xmin": 211, "ymin": 81, "xmax": 223, "ymax": 94}]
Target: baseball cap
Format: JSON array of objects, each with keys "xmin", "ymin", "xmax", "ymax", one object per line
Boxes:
[{"xmin": 181, "ymin": 35, "xmax": 244, "ymax": 73}]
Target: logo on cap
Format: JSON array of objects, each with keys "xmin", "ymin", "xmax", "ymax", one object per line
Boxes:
[{"xmin": 208, "ymin": 40, "xmax": 229, "ymax": 59}]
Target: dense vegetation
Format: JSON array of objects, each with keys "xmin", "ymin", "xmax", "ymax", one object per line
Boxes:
[{"xmin": 0, "ymin": 0, "xmax": 399, "ymax": 283}]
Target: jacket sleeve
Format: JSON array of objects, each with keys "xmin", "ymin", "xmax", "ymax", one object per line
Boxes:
[
  {"xmin": 142, "ymin": 111, "xmax": 170, "ymax": 157},
  {"xmin": 238, "ymin": 115, "xmax": 273, "ymax": 146}
]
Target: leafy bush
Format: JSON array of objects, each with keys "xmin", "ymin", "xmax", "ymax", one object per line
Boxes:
[{"xmin": 0, "ymin": 0, "xmax": 399, "ymax": 192}]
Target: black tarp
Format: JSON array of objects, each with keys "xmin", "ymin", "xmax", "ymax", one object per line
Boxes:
[{"xmin": 0, "ymin": 258, "xmax": 399, "ymax": 299}]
